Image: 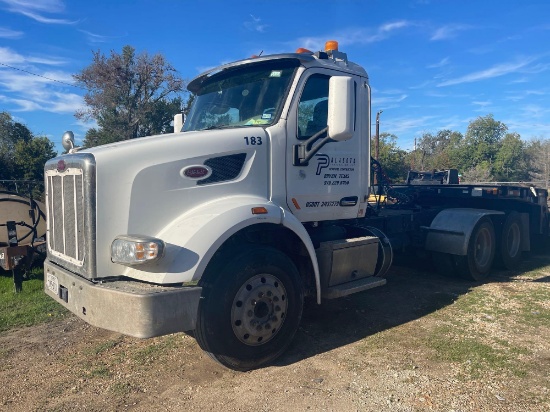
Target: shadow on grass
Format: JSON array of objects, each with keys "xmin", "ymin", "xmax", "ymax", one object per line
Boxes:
[{"xmin": 276, "ymin": 251, "xmax": 550, "ymax": 367}]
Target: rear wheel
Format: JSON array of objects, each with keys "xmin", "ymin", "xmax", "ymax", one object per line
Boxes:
[
  {"xmin": 496, "ymin": 212, "xmax": 523, "ymax": 269},
  {"xmin": 195, "ymin": 246, "xmax": 303, "ymax": 371},
  {"xmin": 454, "ymin": 218, "xmax": 495, "ymax": 281}
]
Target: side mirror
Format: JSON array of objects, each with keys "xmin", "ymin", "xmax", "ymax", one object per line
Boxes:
[
  {"xmin": 328, "ymin": 76, "xmax": 355, "ymax": 141},
  {"xmin": 173, "ymin": 113, "xmax": 183, "ymax": 133}
]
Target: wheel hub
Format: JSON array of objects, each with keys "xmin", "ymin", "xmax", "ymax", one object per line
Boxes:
[
  {"xmin": 474, "ymin": 227, "xmax": 492, "ymax": 268},
  {"xmin": 231, "ymin": 274, "xmax": 288, "ymax": 346}
]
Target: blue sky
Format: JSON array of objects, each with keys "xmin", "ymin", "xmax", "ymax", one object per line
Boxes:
[{"xmin": 1, "ymin": 0, "xmax": 549, "ymax": 154}]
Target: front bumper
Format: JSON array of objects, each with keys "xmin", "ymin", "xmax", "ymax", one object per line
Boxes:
[{"xmin": 44, "ymin": 259, "xmax": 202, "ymax": 338}]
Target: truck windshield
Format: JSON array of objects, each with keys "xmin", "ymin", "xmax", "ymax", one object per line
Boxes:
[{"xmin": 183, "ymin": 60, "xmax": 298, "ymax": 132}]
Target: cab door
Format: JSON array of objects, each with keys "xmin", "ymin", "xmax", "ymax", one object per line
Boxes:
[{"xmin": 285, "ymin": 69, "xmax": 364, "ymax": 222}]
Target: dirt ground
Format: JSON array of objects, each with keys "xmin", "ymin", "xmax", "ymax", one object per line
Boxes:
[{"xmin": 1, "ymin": 254, "xmax": 549, "ymax": 412}]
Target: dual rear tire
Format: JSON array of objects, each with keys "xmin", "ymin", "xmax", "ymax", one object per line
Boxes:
[{"xmin": 433, "ymin": 213, "xmax": 523, "ymax": 281}]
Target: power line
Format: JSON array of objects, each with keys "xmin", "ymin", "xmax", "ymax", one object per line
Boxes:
[{"xmin": 0, "ymin": 62, "xmax": 85, "ymax": 90}]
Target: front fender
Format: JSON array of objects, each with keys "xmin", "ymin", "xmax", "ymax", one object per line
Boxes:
[
  {"xmin": 280, "ymin": 208, "xmax": 321, "ymax": 304},
  {"xmin": 121, "ymin": 196, "xmax": 283, "ymax": 283},
  {"xmin": 120, "ymin": 197, "xmax": 322, "ymax": 303}
]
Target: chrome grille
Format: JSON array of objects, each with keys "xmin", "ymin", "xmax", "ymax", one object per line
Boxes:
[
  {"xmin": 45, "ymin": 154, "xmax": 96, "ymax": 279},
  {"xmin": 47, "ymin": 171, "xmax": 85, "ymax": 264}
]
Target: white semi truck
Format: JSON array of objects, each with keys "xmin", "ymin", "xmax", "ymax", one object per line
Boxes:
[{"xmin": 44, "ymin": 41, "xmax": 549, "ymax": 370}]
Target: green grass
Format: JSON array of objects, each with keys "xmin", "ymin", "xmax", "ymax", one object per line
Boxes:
[
  {"xmin": 89, "ymin": 364, "xmax": 112, "ymax": 378},
  {"xmin": 111, "ymin": 381, "xmax": 140, "ymax": 396},
  {"xmin": 425, "ymin": 327, "xmax": 527, "ymax": 378},
  {"xmin": 132, "ymin": 335, "xmax": 181, "ymax": 364},
  {"xmin": 0, "ymin": 266, "xmax": 68, "ymax": 333},
  {"xmin": 85, "ymin": 337, "xmax": 123, "ymax": 356}
]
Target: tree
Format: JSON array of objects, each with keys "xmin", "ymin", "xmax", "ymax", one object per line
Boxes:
[
  {"xmin": 0, "ymin": 112, "xmax": 56, "ymax": 197},
  {"xmin": 461, "ymin": 164, "xmax": 494, "ymax": 183},
  {"xmin": 0, "ymin": 112, "xmax": 33, "ymax": 181},
  {"xmin": 526, "ymin": 138, "xmax": 550, "ymax": 189},
  {"xmin": 463, "ymin": 114, "xmax": 507, "ymax": 173},
  {"xmin": 374, "ymin": 133, "xmax": 409, "ymax": 182},
  {"xmin": 413, "ymin": 129, "xmax": 464, "ymax": 171},
  {"xmin": 74, "ymin": 45, "xmax": 187, "ymax": 146},
  {"xmin": 14, "ymin": 137, "xmax": 56, "ymax": 182},
  {"xmin": 493, "ymin": 132, "xmax": 529, "ymax": 182}
]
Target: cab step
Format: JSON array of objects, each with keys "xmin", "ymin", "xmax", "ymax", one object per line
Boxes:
[{"xmin": 322, "ymin": 276, "xmax": 386, "ymax": 299}]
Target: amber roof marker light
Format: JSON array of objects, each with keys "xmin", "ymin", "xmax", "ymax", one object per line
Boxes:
[{"xmin": 325, "ymin": 40, "xmax": 339, "ymax": 52}]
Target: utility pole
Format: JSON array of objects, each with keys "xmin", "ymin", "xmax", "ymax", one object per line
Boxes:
[
  {"xmin": 375, "ymin": 110, "xmax": 383, "ymax": 160},
  {"xmin": 412, "ymin": 138, "xmax": 416, "ymax": 170},
  {"xmin": 373, "ymin": 110, "xmax": 383, "ymax": 191}
]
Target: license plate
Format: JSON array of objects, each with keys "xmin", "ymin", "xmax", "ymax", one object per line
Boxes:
[{"xmin": 46, "ymin": 272, "xmax": 59, "ymax": 294}]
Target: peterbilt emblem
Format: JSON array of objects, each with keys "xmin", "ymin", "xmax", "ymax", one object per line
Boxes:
[
  {"xmin": 57, "ymin": 160, "xmax": 66, "ymax": 171},
  {"xmin": 180, "ymin": 165, "xmax": 212, "ymax": 180}
]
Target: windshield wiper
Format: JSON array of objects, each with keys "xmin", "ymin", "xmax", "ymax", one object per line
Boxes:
[{"xmin": 202, "ymin": 124, "xmax": 239, "ymax": 131}]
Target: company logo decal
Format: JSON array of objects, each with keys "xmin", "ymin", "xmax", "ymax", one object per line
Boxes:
[
  {"xmin": 180, "ymin": 165, "xmax": 212, "ymax": 180},
  {"xmin": 57, "ymin": 160, "xmax": 66, "ymax": 171},
  {"xmin": 315, "ymin": 154, "xmax": 330, "ymax": 175},
  {"xmin": 315, "ymin": 154, "xmax": 356, "ymax": 186}
]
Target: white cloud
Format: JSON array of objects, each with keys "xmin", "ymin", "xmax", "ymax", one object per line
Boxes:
[
  {"xmin": 48, "ymin": 92, "xmax": 84, "ymax": 114},
  {"xmin": 509, "ymin": 77, "xmax": 529, "ymax": 84},
  {"xmin": 380, "ymin": 21, "xmax": 409, "ymax": 33},
  {"xmin": 0, "ymin": 0, "xmax": 77, "ymax": 24},
  {"xmin": 385, "ymin": 115, "xmax": 437, "ymax": 135},
  {"xmin": 0, "ymin": 87, "xmax": 84, "ymax": 114},
  {"xmin": 472, "ymin": 100, "xmax": 493, "ymax": 112},
  {"xmin": 437, "ymin": 57, "xmax": 537, "ymax": 87},
  {"xmin": 408, "ymin": 80, "xmax": 433, "ymax": 90},
  {"xmin": 472, "ymin": 100, "xmax": 491, "ymax": 107},
  {"xmin": 0, "ymin": 47, "xmax": 67, "ymax": 66},
  {"xmin": 427, "ymin": 57, "xmax": 450, "ymax": 69},
  {"xmin": 505, "ymin": 90, "xmax": 546, "ymax": 102},
  {"xmin": 292, "ymin": 20, "xmax": 411, "ymax": 51},
  {"xmin": 436, "ymin": 115, "xmax": 468, "ymax": 132},
  {"xmin": 0, "ymin": 27, "xmax": 23, "ymax": 38},
  {"xmin": 431, "ymin": 24, "xmax": 471, "ymax": 41},
  {"xmin": 372, "ymin": 94, "xmax": 408, "ymax": 106},
  {"xmin": 0, "ymin": 68, "xmax": 76, "ymax": 94},
  {"xmin": 520, "ymin": 104, "xmax": 550, "ymax": 119},
  {"xmin": 0, "ymin": 0, "xmax": 65, "ymax": 13},
  {"xmin": 0, "ymin": 48, "xmax": 83, "ymax": 115},
  {"xmin": 79, "ymin": 30, "xmax": 110, "ymax": 44},
  {"xmin": 244, "ymin": 15, "xmax": 267, "ymax": 33}
]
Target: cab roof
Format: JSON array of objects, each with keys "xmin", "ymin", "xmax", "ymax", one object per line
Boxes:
[{"xmin": 188, "ymin": 49, "xmax": 368, "ymax": 93}]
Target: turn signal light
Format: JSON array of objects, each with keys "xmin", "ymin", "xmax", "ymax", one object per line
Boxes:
[
  {"xmin": 251, "ymin": 207, "xmax": 268, "ymax": 215},
  {"xmin": 111, "ymin": 235, "xmax": 165, "ymax": 265}
]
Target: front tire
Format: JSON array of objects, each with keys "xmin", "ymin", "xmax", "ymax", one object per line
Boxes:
[{"xmin": 195, "ymin": 246, "xmax": 303, "ymax": 371}]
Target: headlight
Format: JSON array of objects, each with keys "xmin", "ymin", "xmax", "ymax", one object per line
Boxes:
[{"xmin": 111, "ymin": 235, "xmax": 165, "ymax": 265}]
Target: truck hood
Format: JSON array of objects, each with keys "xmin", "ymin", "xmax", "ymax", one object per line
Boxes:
[{"xmin": 66, "ymin": 127, "xmax": 270, "ymax": 278}]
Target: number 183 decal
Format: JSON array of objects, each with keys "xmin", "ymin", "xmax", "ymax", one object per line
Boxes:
[{"xmin": 243, "ymin": 136, "xmax": 262, "ymax": 145}]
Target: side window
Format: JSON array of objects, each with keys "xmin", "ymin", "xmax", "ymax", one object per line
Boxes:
[{"xmin": 297, "ymin": 74, "xmax": 330, "ymax": 140}]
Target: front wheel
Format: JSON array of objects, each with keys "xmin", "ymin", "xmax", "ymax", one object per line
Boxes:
[{"xmin": 195, "ymin": 246, "xmax": 303, "ymax": 371}]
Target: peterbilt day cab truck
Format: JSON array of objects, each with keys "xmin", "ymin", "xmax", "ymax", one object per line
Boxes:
[{"xmin": 44, "ymin": 41, "xmax": 550, "ymax": 371}]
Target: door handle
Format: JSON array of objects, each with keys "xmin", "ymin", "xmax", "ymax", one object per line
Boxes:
[{"xmin": 340, "ymin": 196, "xmax": 358, "ymax": 207}]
